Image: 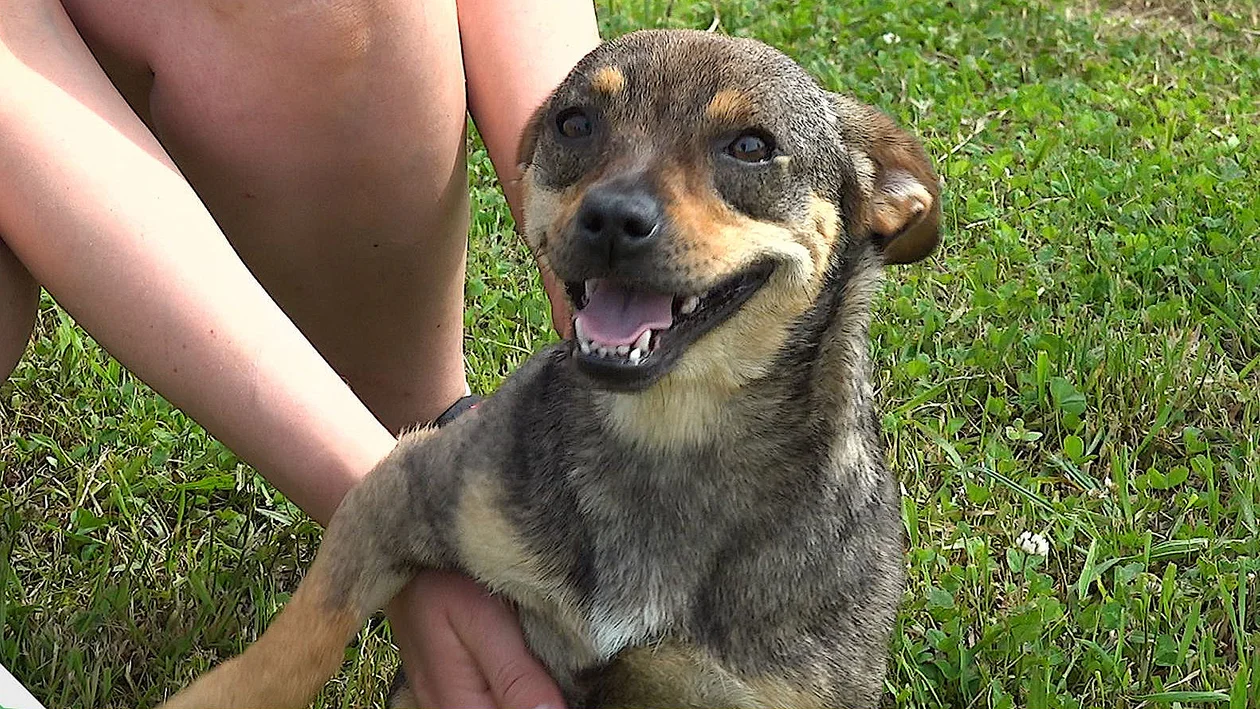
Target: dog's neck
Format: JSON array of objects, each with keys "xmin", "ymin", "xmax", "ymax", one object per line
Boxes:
[
  {"xmin": 798, "ymin": 239, "xmax": 889, "ymax": 491},
  {"xmin": 797, "ymin": 238, "xmax": 886, "ymax": 434}
]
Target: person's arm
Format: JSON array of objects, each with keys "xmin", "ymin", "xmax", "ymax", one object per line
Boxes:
[
  {"xmin": 2, "ymin": 6, "xmax": 584, "ymax": 707},
  {"xmin": 458, "ymin": 0, "xmax": 602, "ymax": 337},
  {"xmin": 0, "ymin": 2, "xmax": 395, "ymax": 524},
  {"xmin": 373, "ymin": 5, "xmax": 602, "ymax": 707}
]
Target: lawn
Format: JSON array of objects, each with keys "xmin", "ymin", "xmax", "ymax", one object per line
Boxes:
[{"xmin": 2, "ymin": 0, "xmax": 1258, "ymax": 707}]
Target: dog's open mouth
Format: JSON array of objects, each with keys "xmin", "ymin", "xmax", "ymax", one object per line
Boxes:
[{"xmin": 564, "ymin": 262, "xmax": 774, "ymax": 389}]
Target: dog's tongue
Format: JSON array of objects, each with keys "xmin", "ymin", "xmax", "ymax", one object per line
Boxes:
[{"xmin": 575, "ymin": 280, "xmax": 674, "ymax": 346}]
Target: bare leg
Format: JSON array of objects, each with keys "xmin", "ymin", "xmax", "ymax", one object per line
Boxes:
[
  {"xmin": 62, "ymin": 0, "xmax": 472, "ymax": 433},
  {"xmin": 0, "ymin": 248, "xmax": 42, "ymax": 704},
  {"xmin": 0, "ymin": 240, "xmax": 38, "ymax": 381}
]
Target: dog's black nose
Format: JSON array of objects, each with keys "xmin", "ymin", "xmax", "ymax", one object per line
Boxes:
[{"xmin": 575, "ymin": 183, "xmax": 662, "ymax": 265}]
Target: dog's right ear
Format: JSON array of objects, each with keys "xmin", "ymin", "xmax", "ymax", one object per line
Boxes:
[
  {"xmin": 832, "ymin": 95, "xmax": 942, "ymax": 265},
  {"xmin": 516, "ymin": 101, "xmax": 551, "ymax": 176}
]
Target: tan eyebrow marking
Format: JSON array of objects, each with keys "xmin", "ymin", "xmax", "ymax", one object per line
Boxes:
[
  {"xmin": 705, "ymin": 89, "xmax": 753, "ymax": 123},
  {"xmin": 591, "ymin": 65, "xmax": 626, "ymax": 94}
]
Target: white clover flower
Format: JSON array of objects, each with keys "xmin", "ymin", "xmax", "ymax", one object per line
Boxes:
[
  {"xmin": 882, "ymin": 32, "xmax": 901, "ymax": 45},
  {"xmin": 1016, "ymin": 531, "xmax": 1050, "ymax": 557}
]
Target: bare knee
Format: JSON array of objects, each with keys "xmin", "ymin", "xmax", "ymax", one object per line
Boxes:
[
  {"xmin": 140, "ymin": 0, "xmax": 469, "ymax": 243},
  {"xmin": 0, "ymin": 239, "xmax": 39, "ymax": 380},
  {"xmin": 118, "ymin": 0, "xmax": 471, "ymax": 430},
  {"xmin": 206, "ymin": 0, "xmax": 393, "ymax": 79},
  {"xmin": 148, "ymin": 0, "xmax": 465, "ymax": 146}
]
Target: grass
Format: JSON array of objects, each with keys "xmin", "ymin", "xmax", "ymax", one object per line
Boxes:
[{"xmin": 2, "ymin": 0, "xmax": 1258, "ymax": 706}]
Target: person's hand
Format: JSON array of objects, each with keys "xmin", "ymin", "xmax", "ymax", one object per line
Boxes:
[{"xmin": 387, "ymin": 570, "xmax": 565, "ymax": 709}]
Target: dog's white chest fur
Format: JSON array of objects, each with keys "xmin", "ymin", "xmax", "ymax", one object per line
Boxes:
[{"xmin": 587, "ymin": 566, "xmax": 672, "ymax": 660}]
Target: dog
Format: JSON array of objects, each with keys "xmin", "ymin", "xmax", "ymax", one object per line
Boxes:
[{"xmin": 161, "ymin": 28, "xmax": 940, "ymax": 709}]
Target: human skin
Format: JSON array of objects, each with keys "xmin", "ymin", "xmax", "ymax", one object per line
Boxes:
[{"xmin": 0, "ymin": 0, "xmax": 598, "ymax": 705}]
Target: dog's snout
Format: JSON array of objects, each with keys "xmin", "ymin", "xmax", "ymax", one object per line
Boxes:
[{"xmin": 575, "ymin": 184, "xmax": 662, "ymax": 264}]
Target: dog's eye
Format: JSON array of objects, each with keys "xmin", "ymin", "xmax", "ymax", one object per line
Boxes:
[
  {"xmin": 556, "ymin": 108, "xmax": 593, "ymax": 139},
  {"xmin": 726, "ymin": 131, "xmax": 774, "ymax": 162}
]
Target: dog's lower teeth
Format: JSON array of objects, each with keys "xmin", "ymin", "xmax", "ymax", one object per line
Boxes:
[
  {"xmin": 634, "ymin": 330, "xmax": 652, "ymax": 353},
  {"xmin": 579, "ymin": 337, "xmax": 647, "ymax": 364},
  {"xmin": 574, "ymin": 329, "xmax": 660, "ymax": 362},
  {"xmin": 680, "ymin": 295, "xmax": 700, "ymax": 315}
]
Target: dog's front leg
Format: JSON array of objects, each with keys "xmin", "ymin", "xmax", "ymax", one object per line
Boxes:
[{"xmin": 162, "ymin": 428, "xmax": 451, "ymax": 709}]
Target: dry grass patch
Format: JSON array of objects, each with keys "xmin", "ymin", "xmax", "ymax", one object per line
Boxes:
[{"xmin": 1068, "ymin": 0, "xmax": 1259, "ymax": 45}]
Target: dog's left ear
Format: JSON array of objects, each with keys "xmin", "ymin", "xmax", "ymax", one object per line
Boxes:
[{"xmin": 833, "ymin": 96, "xmax": 942, "ymax": 265}]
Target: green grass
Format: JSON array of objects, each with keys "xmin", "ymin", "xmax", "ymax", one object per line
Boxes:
[{"xmin": 2, "ymin": 0, "xmax": 1258, "ymax": 706}]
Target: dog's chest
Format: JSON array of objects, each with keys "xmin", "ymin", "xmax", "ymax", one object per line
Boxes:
[
  {"xmin": 585, "ymin": 552, "xmax": 673, "ymax": 660},
  {"xmin": 572, "ymin": 450, "xmax": 739, "ymax": 660}
]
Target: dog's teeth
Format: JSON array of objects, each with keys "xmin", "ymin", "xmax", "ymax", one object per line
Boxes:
[
  {"xmin": 585, "ymin": 280, "xmax": 597, "ymax": 298},
  {"xmin": 680, "ymin": 295, "xmax": 700, "ymax": 315},
  {"xmin": 616, "ymin": 345, "xmax": 630, "ymax": 356},
  {"xmin": 634, "ymin": 330, "xmax": 651, "ymax": 353},
  {"xmin": 598, "ymin": 346, "xmax": 613, "ymax": 358},
  {"xmin": 629, "ymin": 348, "xmax": 642, "ymax": 364},
  {"xmin": 575, "ymin": 317, "xmax": 592, "ymax": 354}
]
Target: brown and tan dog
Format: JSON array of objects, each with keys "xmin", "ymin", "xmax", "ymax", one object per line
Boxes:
[{"xmin": 162, "ymin": 28, "xmax": 940, "ymax": 709}]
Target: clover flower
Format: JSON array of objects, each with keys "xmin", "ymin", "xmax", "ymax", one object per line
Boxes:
[{"xmin": 1016, "ymin": 531, "xmax": 1050, "ymax": 557}]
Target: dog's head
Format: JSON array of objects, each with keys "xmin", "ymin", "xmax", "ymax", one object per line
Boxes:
[{"xmin": 519, "ymin": 30, "xmax": 939, "ymax": 392}]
